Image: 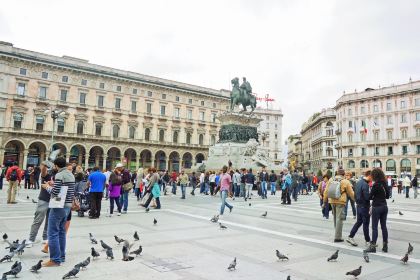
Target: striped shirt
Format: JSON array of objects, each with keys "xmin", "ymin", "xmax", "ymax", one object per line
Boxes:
[{"xmin": 51, "ymin": 168, "xmax": 75, "ymax": 205}]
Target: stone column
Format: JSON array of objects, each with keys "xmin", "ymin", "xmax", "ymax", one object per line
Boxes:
[
  {"xmin": 84, "ymin": 155, "xmax": 89, "ymax": 170},
  {"xmin": 103, "ymin": 156, "xmax": 107, "ymax": 170},
  {"xmin": 165, "ymin": 160, "xmax": 169, "ymax": 171},
  {"xmin": 0, "ymin": 148, "xmax": 4, "ymax": 166},
  {"xmin": 135, "ymin": 153, "xmax": 140, "ymax": 170},
  {"xmin": 95, "ymin": 155, "xmax": 99, "ymax": 167},
  {"xmin": 23, "ymin": 149, "xmax": 29, "ymax": 169}
]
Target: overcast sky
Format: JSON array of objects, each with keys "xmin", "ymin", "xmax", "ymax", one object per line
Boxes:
[{"xmin": 1, "ymin": 0, "xmax": 420, "ymax": 141}]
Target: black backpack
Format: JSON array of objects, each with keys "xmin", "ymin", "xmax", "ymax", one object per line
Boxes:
[{"xmin": 9, "ymin": 169, "xmax": 18, "ymax": 181}]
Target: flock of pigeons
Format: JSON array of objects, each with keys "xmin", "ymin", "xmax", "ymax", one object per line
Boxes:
[
  {"xmin": 0, "ymin": 199, "xmax": 417, "ymax": 280},
  {"xmin": 210, "ymin": 208, "xmax": 415, "ymax": 279},
  {"xmin": 0, "ymin": 226, "xmax": 150, "ymax": 279}
]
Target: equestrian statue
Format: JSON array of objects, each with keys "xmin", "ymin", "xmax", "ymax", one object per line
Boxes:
[{"xmin": 230, "ymin": 77, "xmax": 257, "ymax": 113}]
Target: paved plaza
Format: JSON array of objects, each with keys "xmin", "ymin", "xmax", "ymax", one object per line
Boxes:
[{"xmin": 1, "ymin": 186, "xmax": 420, "ymax": 280}]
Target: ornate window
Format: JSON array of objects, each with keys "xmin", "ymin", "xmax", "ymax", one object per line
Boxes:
[
  {"xmin": 145, "ymin": 128, "xmax": 151, "ymax": 141},
  {"xmin": 112, "ymin": 125, "xmax": 119, "ymax": 138},
  {"xmin": 129, "ymin": 126, "xmax": 135, "ymax": 139},
  {"xmin": 77, "ymin": 121, "xmax": 84, "ymax": 135},
  {"xmin": 13, "ymin": 113, "xmax": 23, "ymax": 129}
]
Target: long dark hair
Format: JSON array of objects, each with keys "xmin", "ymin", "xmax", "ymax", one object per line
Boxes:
[{"xmin": 371, "ymin": 168, "xmax": 386, "ymax": 184}]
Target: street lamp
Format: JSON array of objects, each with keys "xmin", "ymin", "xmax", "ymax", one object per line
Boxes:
[{"xmin": 44, "ymin": 108, "xmax": 66, "ymax": 153}]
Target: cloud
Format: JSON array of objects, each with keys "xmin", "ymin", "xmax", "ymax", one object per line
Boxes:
[{"xmin": 1, "ymin": 0, "xmax": 419, "ymax": 140}]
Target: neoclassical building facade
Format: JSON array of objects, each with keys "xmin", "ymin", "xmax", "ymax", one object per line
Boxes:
[
  {"xmin": 300, "ymin": 108, "xmax": 337, "ymax": 174},
  {"xmin": 0, "ymin": 41, "xmax": 232, "ymax": 171},
  {"xmin": 335, "ymin": 82, "xmax": 420, "ymax": 177},
  {"xmin": 0, "ymin": 42, "xmax": 283, "ymax": 171}
]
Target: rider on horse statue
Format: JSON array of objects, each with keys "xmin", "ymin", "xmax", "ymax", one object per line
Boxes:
[{"xmin": 230, "ymin": 77, "xmax": 257, "ymax": 112}]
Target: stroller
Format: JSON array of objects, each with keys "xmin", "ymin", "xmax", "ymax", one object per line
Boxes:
[{"xmin": 75, "ymin": 180, "xmax": 91, "ymax": 217}]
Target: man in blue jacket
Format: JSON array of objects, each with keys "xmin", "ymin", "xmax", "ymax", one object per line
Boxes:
[
  {"xmin": 87, "ymin": 166, "xmax": 106, "ymax": 219},
  {"xmin": 346, "ymin": 170, "xmax": 372, "ymax": 247}
]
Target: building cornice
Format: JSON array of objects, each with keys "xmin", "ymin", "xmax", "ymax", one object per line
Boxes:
[{"xmin": 0, "ymin": 44, "xmax": 230, "ymax": 100}]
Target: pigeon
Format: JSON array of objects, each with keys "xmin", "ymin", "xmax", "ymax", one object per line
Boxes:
[
  {"xmin": 14, "ymin": 239, "xmax": 26, "ymax": 255},
  {"xmin": 0, "ymin": 251, "xmax": 14, "ymax": 263},
  {"xmin": 100, "ymin": 240, "xmax": 112, "ymax": 250},
  {"xmin": 399, "ymin": 211, "xmax": 404, "ymax": 216},
  {"xmin": 408, "ymin": 243, "xmax": 413, "ymax": 254},
  {"xmin": 30, "ymin": 260, "xmax": 42, "ymax": 273},
  {"xmin": 114, "ymin": 235, "xmax": 125, "ymax": 244},
  {"xmin": 26, "ymin": 195, "xmax": 29, "ymax": 200},
  {"xmin": 363, "ymin": 251, "xmax": 369, "ymax": 263},
  {"xmin": 327, "ymin": 250, "xmax": 339, "ymax": 262},
  {"xmin": 2, "ymin": 233, "xmax": 7, "ymax": 240},
  {"xmin": 219, "ymin": 223, "xmax": 227, "ymax": 229},
  {"xmin": 62, "ymin": 266, "xmax": 80, "ymax": 279},
  {"xmin": 346, "ymin": 266, "xmax": 362, "ymax": 278},
  {"xmin": 122, "ymin": 243, "xmax": 134, "ymax": 261},
  {"xmin": 130, "ymin": 245, "xmax": 143, "ymax": 256},
  {"xmin": 401, "ymin": 253, "xmax": 409, "ymax": 264},
  {"xmin": 75, "ymin": 257, "xmax": 90, "ymax": 270},
  {"xmin": 11, "ymin": 260, "xmax": 19, "ymax": 270},
  {"xmin": 133, "ymin": 231, "xmax": 139, "ymax": 241},
  {"xmin": 91, "ymin": 247, "xmax": 100, "ymax": 259},
  {"xmin": 276, "ymin": 250, "xmax": 289, "ymax": 261},
  {"xmin": 89, "ymin": 233, "xmax": 98, "ymax": 244},
  {"xmin": 153, "ymin": 218, "xmax": 157, "ymax": 225},
  {"xmin": 210, "ymin": 215, "xmax": 219, "ymax": 223},
  {"xmin": 3, "ymin": 261, "xmax": 22, "ymax": 277},
  {"xmin": 5, "ymin": 239, "xmax": 19, "ymax": 252},
  {"xmin": 227, "ymin": 257, "xmax": 236, "ymax": 270},
  {"xmin": 106, "ymin": 248, "xmax": 114, "ymax": 260},
  {"xmin": 32, "ymin": 199, "xmax": 37, "ymax": 204},
  {"xmin": 261, "ymin": 211, "xmax": 268, "ymax": 218}
]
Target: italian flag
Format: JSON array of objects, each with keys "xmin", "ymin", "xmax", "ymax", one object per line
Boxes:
[{"xmin": 362, "ymin": 121, "xmax": 367, "ymax": 134}]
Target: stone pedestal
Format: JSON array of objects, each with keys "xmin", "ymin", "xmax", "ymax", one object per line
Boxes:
[{"xmin": 198, "ymin": 112, "xmax": 275, "ymax": 171}]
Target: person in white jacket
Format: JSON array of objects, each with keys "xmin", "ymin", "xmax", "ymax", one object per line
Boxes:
[
  {"xmin": 232, "ymin": 170, "xmax": 241, "ymax": 197},
  {"xmin": 403, "ymin": 175, "xmax": 411, "ymax": 198}
]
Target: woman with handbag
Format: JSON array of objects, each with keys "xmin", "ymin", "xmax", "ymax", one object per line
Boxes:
[
  {"xmin": 142, "ymin": 167, "xmax": 161, "ymax": 211},
  {"xmin": 107, "ymin": 164, "xmax": 123, "ymax": 217},
  {"xmin": 120, "ymin": 168, "xmax": 132, "ymax": 214},
  {"xmin": 365, "ymin": 168, "xmax": 390, "ymax": 253}
]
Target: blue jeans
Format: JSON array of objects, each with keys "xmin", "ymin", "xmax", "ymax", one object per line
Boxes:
[
  {"xmin": 233, "ymin": 183, "xmax": 239, "ymax": 197},
  {"xmin": 349, "ymin": 206, "xmax": 370, "ymax": 242},
  {"xmin": 261, "ymin": 181, "xmax": 267, "ymax": 198},
  {"xmin": 292, "ymin": 186, "xmax": 298, "ymax": 201},
  {"xmin": 344, "ymin": 198, "xmax": 356, "ymax": 218},
  {"xmin": 48, "ymin": 207, "xmax": 71, "ymax": 263},
  {"xmin": 200, "ymin": 182, "xmax": 205, "ymax": 193},
  {"xmin": 120, "ymin": 191, "xmax": 129, "ymax": 211},
  {"xmin": 181, "ymin": 184, "xmax": 186, "ymax": 198},
  {"xmin": 371, "ymin": 205, "xmax": 388, "ymax": 244},
  {"xmin": 205, "ymin": 183, "xmax": 210, "ymax": 194},
  {"xmin": 406, "ymin": 187, "xmax": 410, "ymax": 198},
  {"xmin": 172, "ymin": 182, "xmax": 177, "ymax": 194},
  {"xmin": 323, "ymin": 201, "xmax": 329, "ymax": 218},
  {"xmin": 220, "ymin": 190, "xmax": 232, "ymax": 215},
  {"xmin": 270, "ymin": 182, "xmax": 276, "ymax": 195}
]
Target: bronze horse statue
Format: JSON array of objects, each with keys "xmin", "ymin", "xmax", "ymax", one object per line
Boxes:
[{"xmin": 230, "ymin": 77, "xmax": 256, "ymax": 112}]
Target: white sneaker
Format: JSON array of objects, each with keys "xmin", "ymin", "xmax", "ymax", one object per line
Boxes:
[
  {"xmin": 122, "ymin": 211, "xmax": 127, "ymax": 214},
  {"xmin": 346, "ymin": 237, "xmax": 358, "ymax": 246},
  {"xmin": 26, "ymin": 240, "xmax": 33, "ymax": 248},
  {"xmin": 117, "ymin": 212, "xmax": 121, "ymax": 216}
]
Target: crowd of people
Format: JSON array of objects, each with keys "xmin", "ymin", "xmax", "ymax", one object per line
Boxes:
[{"xmin": 0, "ymin": 159, "xmax": 419, "ymax": 269}]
